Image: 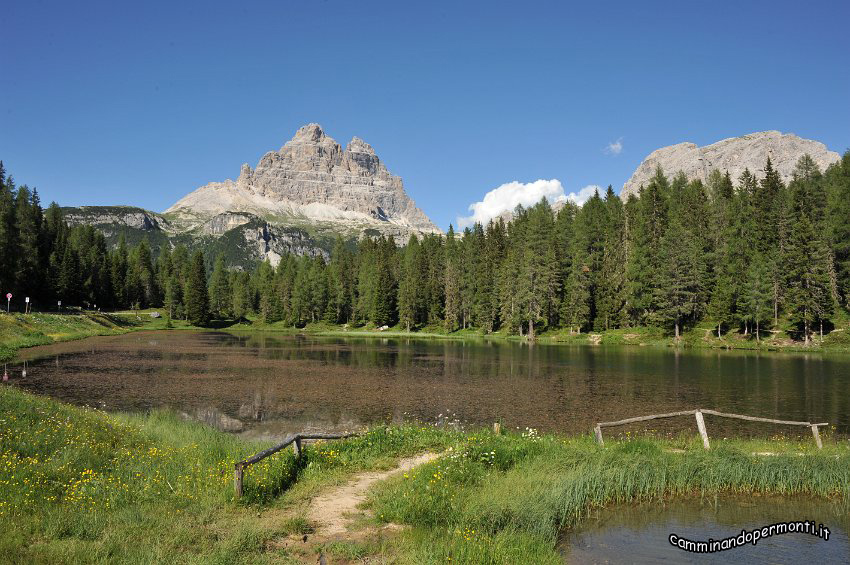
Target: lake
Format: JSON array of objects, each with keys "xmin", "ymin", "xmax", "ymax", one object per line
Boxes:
[
  {"xmin": 560, "ymin": 496, "xmax": 850, "ymax": 564},
  {"xmin": 8, "ymin": 330, "xmax": 850, "ymax": 440}
]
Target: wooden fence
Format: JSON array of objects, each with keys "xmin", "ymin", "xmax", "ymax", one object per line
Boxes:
[
  {"xmin": 233, "ymin": 432, "xmax": 357, "ymax": 497},
  {"xmin": 593, "ymin": 409, "xmax": 828, "ymax": 450}
]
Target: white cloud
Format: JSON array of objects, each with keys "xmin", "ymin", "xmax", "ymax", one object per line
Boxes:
[
  {"xmin": 605, "ymin": 137, "xmax": 623, "ymax": 155},
  {"xmin": 457, "ymin": 180, "xmax": 601, "ymax": 227},
  {"xmin": 561, "ymin": 185, "xmax": 602, "ymax": 206}
]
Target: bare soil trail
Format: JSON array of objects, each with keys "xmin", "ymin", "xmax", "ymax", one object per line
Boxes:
[{"xmin": 307, "ymin": 452, "xmax": 439, "ymax": 539}]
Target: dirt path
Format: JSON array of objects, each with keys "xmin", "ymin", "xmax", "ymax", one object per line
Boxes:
[{"xmin": 307, "ymin": 452, "xmax": 439, "ymax": 539}]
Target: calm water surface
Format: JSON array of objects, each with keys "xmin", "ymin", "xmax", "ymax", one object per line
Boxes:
[
  {"xmin": 8, "ymin": 331, "xmax": 850, "ymax": 440},
  {"xmin": 560, "ymin": 496, "xmax": 850, "ymax": 564}
]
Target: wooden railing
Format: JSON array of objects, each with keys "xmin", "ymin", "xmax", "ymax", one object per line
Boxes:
[
  {"xmin": 593, "ymin": 409, "xmax": 828, "ymax": 450},
  {"xmin": 233, "ymin": 432, "xmax": 358, "ymax": 497}
]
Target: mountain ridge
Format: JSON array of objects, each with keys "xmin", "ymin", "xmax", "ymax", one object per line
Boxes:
[{"xmin": 621, "ymin": 131, "xmax": 840, "ymax": 198}]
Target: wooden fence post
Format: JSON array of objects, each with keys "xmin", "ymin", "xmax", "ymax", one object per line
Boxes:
[
  {"xmin": 594, "ymin": 424, "xmax": 604, "ymax": 445},
  {"xmin": 694, "ymin": 410, "xmax": 710, "ymax": 450},
  {"xmin": 234, "ymin": 463, "xmax": 244, "ymax": 498},
  {"xmin": 811, "ymin": 425, "xmax": 823, "ymax": 449}
]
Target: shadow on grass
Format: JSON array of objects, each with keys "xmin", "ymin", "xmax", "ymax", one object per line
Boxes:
[{"xmin": 240, "ymin": 450, "xmax": 311, "ymax": 505}]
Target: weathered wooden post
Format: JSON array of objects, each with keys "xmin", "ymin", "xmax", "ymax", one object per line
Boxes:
[
  {"xmin": 594, "ymin": 424, "xmax": 604, "ymax": 445},
  {"xmin": 811, "ymin": 425, "xmax": 823, "ymax": 449},
  {"xmin": 234, "ymin": 462, "xmax": 244, "ymax": 498},
  {"xmin": 293, "ymin": 437, "xmax": 302, "ymax": 459},
  {"xmin": 694, "ymin": 410, "xmax": 710, "ymax": 450},
  {"xmin": 493, "ymin": 422, "xmax": 501, "ymax": 435}
]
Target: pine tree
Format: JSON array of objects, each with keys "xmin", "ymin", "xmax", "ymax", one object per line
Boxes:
[
  {"xmin": 398, "ymin": 234, "xmax": 423, "ymax": 331},
  {"xmin": 371, "ymin": 237, "xmax": 397, "ymax": 327},
  {"xmin": 753, "ymin": 158, "xmax": 787, "ymax": 323},
  {"xmin": 111, "ymin": 234, "xmax": 129, "ymax": 307},
  {"xmin": 15, "ymin": 185, "xmax": 42, "ymax": 299},
  {"xmin": 653, "ymin": 184, "xmax": 705, "ymax": 339},
  {"xmin": 164, "ymin": 272, "xmax": 183, "ymax": 320},
  {"xmin": 256, "ymin": 260, "xmax": 281, "ymax": 323},
  {"xmin": 184, "ymin": 251, "xmax": 210, "ymax": 326},
  {"xmin": 561, "ymin": 259, "xmax": 591, "ymax": 333},
  {"xmin": 0, "ymin": 173, "xmax": 18, "ymax": 294},
  {"xmin": 482, "ymin": 219, "xmax": 507, "ymax": 331},
  {"xmin": 230, "ymin": 271, "xmax": 251, "ymax": 320},
  {"xmin": 626, "ymin": 167, "xmax": 669, "ymax": 324},
  {"xmin": 443, "ymin": 225, "xmax": 461, "ymax": 331},
  {"xmin": 826, "ymin": 151, "xmax": 850, "ymax": 307},
  {"xmin": 416, "ymin": 234, "xmax": 443, "ymax": 326},
  {"xmin": 784, "ymin": 156, "xmax": 833, "ymax": 343},
  {"xmin": 327, "ymin": 236, "xmax": 355, "ymax": 323},
  {"xmin": 208, "ymin": 254, "xmax": 231, "ymax": 318},
  {"xmin": 741, "ymin": 253, "xmax": 773, "ymax": 341},
  {"xmin": 596, "ymin": 187, "xmax": 627, "ymax": 330}
]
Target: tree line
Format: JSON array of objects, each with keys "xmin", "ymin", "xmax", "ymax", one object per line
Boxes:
[{"xmin": 2, "ymin": 152, "xmax": 849, "ymax": 343}]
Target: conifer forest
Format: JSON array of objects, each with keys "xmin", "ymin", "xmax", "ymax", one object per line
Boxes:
[{"xmin": 2, "ymin": 153, "xmax": 850, "ymax": 344}]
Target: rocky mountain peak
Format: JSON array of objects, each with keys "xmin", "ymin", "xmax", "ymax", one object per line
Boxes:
[
  {"xmin": 621, "ymin": 131, "xmax": 840, "ymax": 199},
  {"xmin": 346, "ymin": 137, "xmax": 376, "ymax": 155},
  {"xmin": 164, "ymin": 124, "xmax": 441, "ymax": 240},
  {"xmin": 287, "ymin": 123, "xmax": 326, "ymax": 145}
]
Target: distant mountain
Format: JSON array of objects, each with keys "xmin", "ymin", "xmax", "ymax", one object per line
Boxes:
[
  {"xmin": 61, "ymin": 206, "xmax": 327, "ymax": 266},
  {"xmin": 62, "ymin": 124, "xmax": 441, "ymax": 266},
  {"xmin": 165, "ymin": 123, "xmax": 440, "ymax": 240},
  {"xmin": 621, "ymin": 131, "xmax": 841, "ymax": 199}
]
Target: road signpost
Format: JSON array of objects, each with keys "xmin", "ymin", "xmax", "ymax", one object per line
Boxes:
[
  {"xmin": 6, "ymin": 293, "xmax": 11, "ymax": 313},
  {"xmin": 25, "ymin": 296, "xmax": 29, "ymax": 314}
]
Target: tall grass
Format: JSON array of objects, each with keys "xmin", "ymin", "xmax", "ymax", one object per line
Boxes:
[{"xmin": 371, "ymin": 432, "xmax": 850, "ymax": 563}]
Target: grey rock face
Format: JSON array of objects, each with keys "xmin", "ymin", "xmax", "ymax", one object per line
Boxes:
[
  {"xmin": 200, "ymin": 212, "xmax": 254, "ymax": 236},
  {"xmin": 244, "ymin": 222, "xmax": 328, "ymax": 267},
  {"xmin": 621, "ymin": 131, "xmax": 841, "ymax": 199},
  {"xmin": 166, "ymin": 123, "xmax": 441, "ymax": 239},
  {"xmin": 61, "ymin": 206, "xmax": 171, "ymax": 232}
]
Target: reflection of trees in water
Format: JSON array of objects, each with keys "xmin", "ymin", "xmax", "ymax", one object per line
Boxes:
[{"xmin": 11, "ymin": 332, "xmax": 850, "ymax": 439}]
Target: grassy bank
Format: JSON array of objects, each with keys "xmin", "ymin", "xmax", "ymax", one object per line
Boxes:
[
  {"xmin": 242, "ymin": 312, "xmax": 850, "ymax": 354},
  {"xmin": 2, "ymin": 386, "xmax": 848, "ymax": 564},
  {"xmin": 0, "ymin": 311, "xmax": 149, "ymax": 362}
]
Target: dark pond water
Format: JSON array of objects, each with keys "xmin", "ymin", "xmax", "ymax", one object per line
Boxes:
[
  {"xmin": 560, "ymin": 496, "xmax": 850, "ymax": 564},
  {"xmin": 7, "ymin": 331, "xmax": 850, "ymax": 440}
]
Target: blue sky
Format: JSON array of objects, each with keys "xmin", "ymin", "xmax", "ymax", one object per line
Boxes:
[{"xmin": 2, "ymin": 0, "xmax": 848, "ymax": 230}]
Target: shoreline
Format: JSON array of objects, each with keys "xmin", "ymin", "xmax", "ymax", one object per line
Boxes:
[{"xmin": 4, "ymin": 310, "xmax": 850, "ymax": 362}]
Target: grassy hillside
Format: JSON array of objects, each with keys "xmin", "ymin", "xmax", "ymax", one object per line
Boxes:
[{"xmin": 1, "ymin": 386, "xmax": 847, "ymax": 564}]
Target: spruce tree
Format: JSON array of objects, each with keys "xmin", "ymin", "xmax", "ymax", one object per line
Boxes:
[
  {"xmin": 208, "ymin": 254, "xmax": 231, "ymax": 318},
  {"xmin": 653, "ymin": 183, "xmax": 705, "ymax": 339},
  {"xmin": 398, "ymin": 235, "xmax": 422, "ymax": 331},
  {"xmin": 597, "ymin": 187, "xmax": 627, "ymax": 330},
  {"xmin": 15, "ymin": 185, "xmax": 42, "ymax": 299},
  {"xmin": 230, "ymin": 272, "xmax": 250, "ymax": 320},
  {"xmin": 626, "ymin": 167, "xmax": 669, "ymax": 324},
  {"xmin": 184, "ymin": 251, "xmax": 210, "ymax": 326},
  {"xmin": 443, "ymin": 225, "xmax": 461, "ymax": 331},
  {"xmin": 741, "ymin": 253, "xmax": 773, "ymax": 340},
  {"xmin": 826, "ymin": 152, "xmax": 850, "ymax": 307},
  {"xmin": 785, "ymin": 156, "xmax": 833, "ymax": 343}
]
